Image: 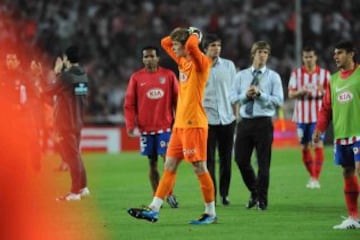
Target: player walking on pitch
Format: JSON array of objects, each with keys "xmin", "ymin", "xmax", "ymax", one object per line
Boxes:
[
  {"xmin": 124, "ymin": 46, "xmax": 179, "ymax": 208},
  {"xmin": 127, "ymin": 27, "xmax": 217, "ymax": 224}
]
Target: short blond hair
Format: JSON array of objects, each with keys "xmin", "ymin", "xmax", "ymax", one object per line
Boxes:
[
  {"xmin": 169, "ymin": 27, "xmax": 190, "ymax": 45},
  {"xmin": 250, "ymin": 41, "xmax": 271, "ymax": 57}
]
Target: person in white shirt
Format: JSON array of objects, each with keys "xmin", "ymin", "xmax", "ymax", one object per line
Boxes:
[
  {"xmin": 230, "ymin": 41, "xmax": 284, "ymax": 211},
  {"xmin": 203, "ymin": 34, "xmax": 237, "ymax": 206}
]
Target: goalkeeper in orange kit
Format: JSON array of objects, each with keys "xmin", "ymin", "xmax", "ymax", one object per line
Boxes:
[{"xmin": 127, "ymin": 27, "xmax": 217, "ymax": 224}]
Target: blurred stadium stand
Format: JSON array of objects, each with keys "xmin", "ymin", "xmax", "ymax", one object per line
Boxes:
[{"xmin": 0, "ymin": 0, "xmax": 359, "ymax": 127}]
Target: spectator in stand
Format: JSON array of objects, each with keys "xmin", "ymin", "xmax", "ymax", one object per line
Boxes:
[{"xmin": 124, "ymin": 45, "xmax": 179, "ymax": 208}]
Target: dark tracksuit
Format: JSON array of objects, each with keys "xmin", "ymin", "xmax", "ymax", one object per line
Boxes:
[
  {"xmin": 0, "ymin": 68, "xmax": 42, "ymax": 170},
  {"xmin": 46, "ymin": 65, "xmax": 88, "ymax": 193}
]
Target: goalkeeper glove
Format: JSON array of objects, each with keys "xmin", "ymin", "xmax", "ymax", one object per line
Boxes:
[{"xmin": 188, "ymin": 26, "xmax": 203, "ymax": 42}]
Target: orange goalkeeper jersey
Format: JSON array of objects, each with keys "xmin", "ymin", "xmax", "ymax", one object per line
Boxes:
[{"xmin": 161, "ymin": 35, "xmax": 211, "ymax": 128}]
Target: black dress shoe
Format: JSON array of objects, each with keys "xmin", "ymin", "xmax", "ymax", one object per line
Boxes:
[
  {"xmin": 221, "ymin": 196, "xmax": 230, "ymax": 206},
  {"xmin": 246, "ymin": 198, "xmax": 257, "ymax": 209},
  {"xmin": 257, "ymin": 201, "xmax": 267, "ymax": 211}
]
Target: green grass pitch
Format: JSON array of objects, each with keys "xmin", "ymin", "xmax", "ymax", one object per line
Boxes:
[{"xmin": 45, "ymin": 147, "xmax": 359, "ymax": 240}]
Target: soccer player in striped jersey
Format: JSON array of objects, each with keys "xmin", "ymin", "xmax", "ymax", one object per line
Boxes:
[
  {"xmin": 288, "ymin": 46, "xmax": 330, "ymax": 189},
  {"xmin": 313, "ymin": 41, "xmax": 360, "ymax": 229},
  {"xmin": 127, "ymin": 27, "xmax": 217, "ymax": 224}
]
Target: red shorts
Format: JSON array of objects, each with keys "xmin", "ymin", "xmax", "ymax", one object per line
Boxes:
[{"xmin": 166, "ymin": 128, "xmax": 207, "ymax": 162}]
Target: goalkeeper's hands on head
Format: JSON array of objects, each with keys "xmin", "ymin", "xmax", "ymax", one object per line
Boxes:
[{"xmin": 188, "ymin": 26, "xmax": 203, "ymax": 42}]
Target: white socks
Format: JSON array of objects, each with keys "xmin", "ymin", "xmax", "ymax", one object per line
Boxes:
[
  {"xmin": 205, "ymin": 201, "xmax": 216, "ymax": 216},
  {"xmin": 149, "ymin": 196, "xmax": 163, "ymax": 212}
]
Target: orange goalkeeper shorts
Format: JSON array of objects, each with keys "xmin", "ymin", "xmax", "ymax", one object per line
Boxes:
[{"xmin": 166, "ymin": 127, "xmax": 207, "ymax": 162}]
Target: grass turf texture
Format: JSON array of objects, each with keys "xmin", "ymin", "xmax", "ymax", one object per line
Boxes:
[{"xmin": 42, "ymin": 147, "xmax": 359, "ymax": 240}]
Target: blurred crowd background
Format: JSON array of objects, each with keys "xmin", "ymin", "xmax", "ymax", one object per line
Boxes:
[{"xmin": 1, "ymin": 0, "xmax": 359, "ymax": 125}]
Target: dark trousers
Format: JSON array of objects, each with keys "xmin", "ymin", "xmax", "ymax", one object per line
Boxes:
[
  {"xmin": 59, "ymin": 129, "xmax": 87, "ymax": 193},
  {"xmin": 207, "ymin": 121, "xmax": 236, "ymax": 199},
  {"xmin": 234, "ymin": 117, "xmax": 273, "ymax": 206}
]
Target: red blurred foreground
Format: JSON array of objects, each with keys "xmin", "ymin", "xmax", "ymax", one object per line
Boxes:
[
  {"xmin": 0, "ymin": 58, "xmax": 90, "ymax": 240},
  {"xmin": 0, "ymin": 90, "xmax": 75, "ymax": 240}
]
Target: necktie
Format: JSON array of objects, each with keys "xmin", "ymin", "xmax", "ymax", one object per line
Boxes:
[{"xmin": 245, "ymin": 70, "xmax": 261, "ymax": 116}]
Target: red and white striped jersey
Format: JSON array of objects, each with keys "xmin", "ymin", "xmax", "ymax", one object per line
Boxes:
[{"xmin": 288, "ymin": 65, "xmax": 330, "ymax": 123}]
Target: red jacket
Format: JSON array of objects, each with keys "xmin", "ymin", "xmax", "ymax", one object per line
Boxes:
[{"xmin": 315, "ymin": 81, "xmax": 332, "ymax": 132}]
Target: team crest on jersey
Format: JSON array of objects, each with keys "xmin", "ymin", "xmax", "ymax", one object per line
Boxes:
[
  {"xmin": 147, "ymin": 88, "xmax": 164, "ymax": 99},
  {"xmin": 160, "ymin": 140, "xmax": 166, "ymax": 148},
  {"xmin": 179, "ymin": 72, "xmax": 188, "ymax": 82},
  {"xmin": 353, "ymin": 146, "xmax": 359, "ymax": 155},
  {"xmin": 305, "ymin": 83, "xmax": 316, "ymax": 91},
  {"xmin": 337, "ymin": 91, "xmax": 353, "ymax": 103},
  {"xmin": 159, "ymin": 77, "xmax": 166, "ymax": 84}
]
